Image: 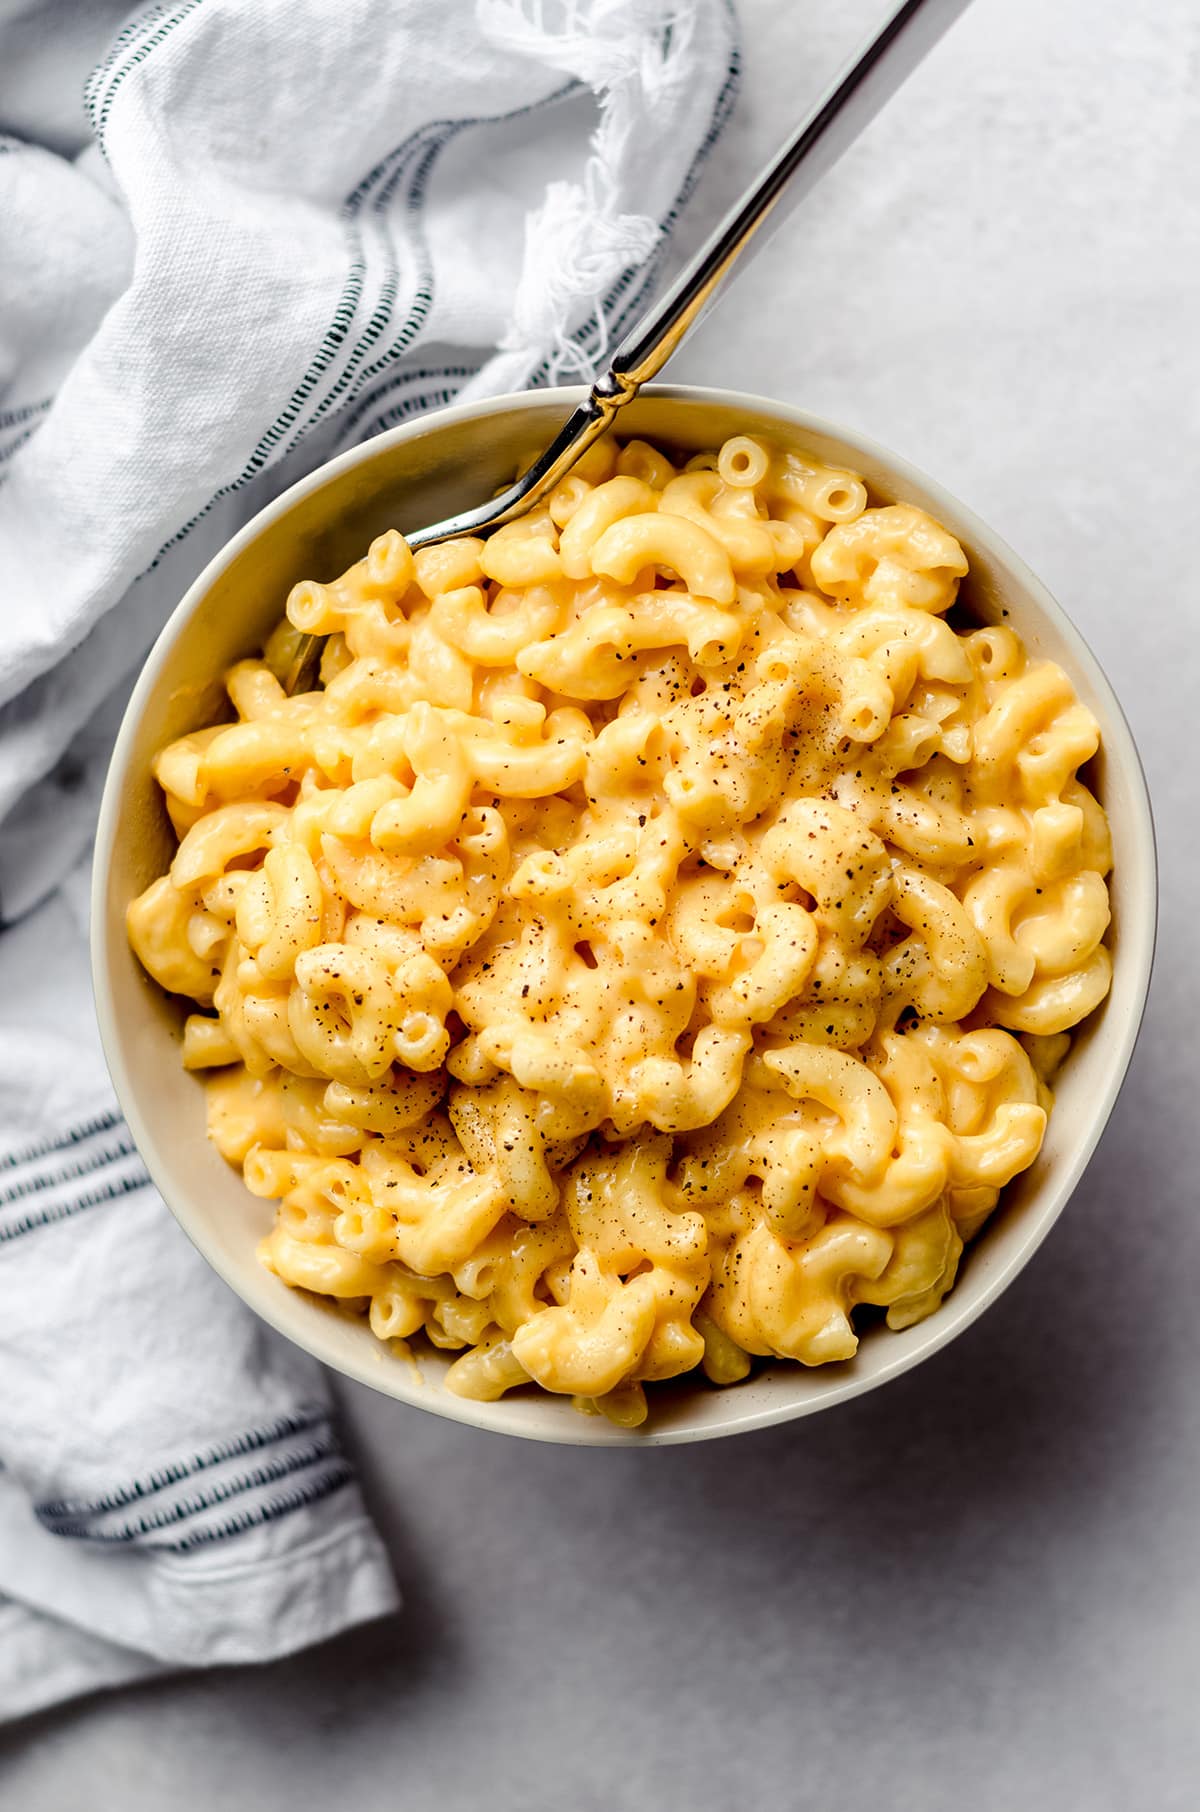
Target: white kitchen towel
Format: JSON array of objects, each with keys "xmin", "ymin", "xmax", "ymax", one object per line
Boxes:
[{"xmin": 0, "ymin": 0, "xmax": 738, "ymax": 1723}]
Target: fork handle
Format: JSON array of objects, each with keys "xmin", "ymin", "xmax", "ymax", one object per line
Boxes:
[
  {"xmin": 287, "ymin": 0, "xmax": 972, "ymax": 688},
  {"xmin": 406, "ymin": 0, "xmax": 973, "ymax": 552}
]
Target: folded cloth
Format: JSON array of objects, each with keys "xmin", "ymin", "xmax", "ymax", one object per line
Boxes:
[
  {"xmin": 0, "ymin": 0, "xmax": 738, "ymax": 1723},
  {"xmin": 0, "ymin": 879, "xmax": 403, "ymax": 1725}
]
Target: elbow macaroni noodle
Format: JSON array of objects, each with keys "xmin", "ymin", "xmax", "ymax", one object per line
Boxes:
[{"xmin": 128, "ymin": 432, "xmax": 1113, "ymax": 1427}]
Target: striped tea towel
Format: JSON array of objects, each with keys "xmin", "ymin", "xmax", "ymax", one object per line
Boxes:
[
  {"xmin": 0, "ymin": 0, "xmax": 738, "ymax": 1724},
  {"xmin": 0, "ymin": 887, "xmax": 398, "ymax": 1723}
]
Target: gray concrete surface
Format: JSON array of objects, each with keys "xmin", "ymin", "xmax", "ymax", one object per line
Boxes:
[{"xmin": 3, "ymin": 0, "xmax": 1198, "ymax": 1804}]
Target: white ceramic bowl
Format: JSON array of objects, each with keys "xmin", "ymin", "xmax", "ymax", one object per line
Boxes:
[{"xmin": 92, "ymin": 385, "xmax": 1156, "ymax": 1445}]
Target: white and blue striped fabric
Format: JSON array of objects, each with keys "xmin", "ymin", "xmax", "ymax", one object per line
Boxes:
[
  {"xmin": 0, "ymin": 0, "xmax": 738, "ymax": 1722},
  {"xmin": 0, "ymin": 988, "xmax": 398, "ymax": 1721}
]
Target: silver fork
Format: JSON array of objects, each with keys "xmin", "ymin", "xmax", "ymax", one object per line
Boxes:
[{"xmin": 286, "ymin": 0, "xmax": 972, "ymax": 694}]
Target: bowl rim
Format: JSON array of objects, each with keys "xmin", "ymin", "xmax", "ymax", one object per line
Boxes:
[{"xmin": 91, "ymin": 382, "xmax": 1158, "ymax": 1446}]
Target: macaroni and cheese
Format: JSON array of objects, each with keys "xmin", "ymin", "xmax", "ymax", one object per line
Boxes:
[{"xmin": 127, "ymin": 432, "xmax": 1113, "ymax": 1427}]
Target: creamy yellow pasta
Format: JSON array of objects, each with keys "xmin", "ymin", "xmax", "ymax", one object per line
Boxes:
[{"xmin": 128, "ymin": 432, "xmax": 1112, "ymax": 1427}]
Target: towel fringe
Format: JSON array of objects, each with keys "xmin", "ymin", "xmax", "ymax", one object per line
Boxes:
[{"xmin": 482, "ymin": 0, "xmax": 698, "ymax": 380}]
